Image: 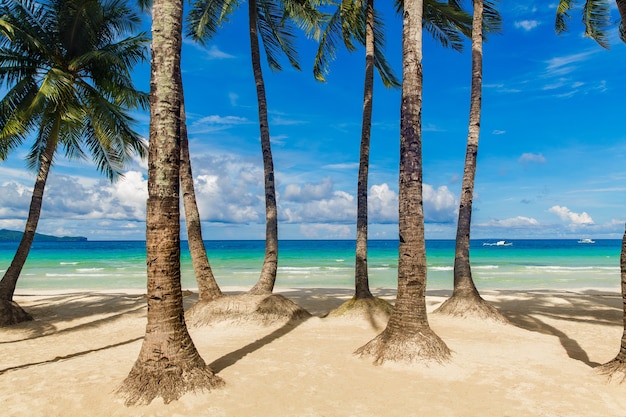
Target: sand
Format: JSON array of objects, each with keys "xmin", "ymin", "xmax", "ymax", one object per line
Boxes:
[{"xmin": 1, "ymin": 287, "xmax": 625, "ymax": 417}]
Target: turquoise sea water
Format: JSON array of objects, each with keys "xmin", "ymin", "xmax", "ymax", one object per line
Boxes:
[{"xmin": 0, "ymin": 239, "xmax": 621, "ymax": 292}]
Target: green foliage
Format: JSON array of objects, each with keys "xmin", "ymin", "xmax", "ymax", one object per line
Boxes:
[
  {"xmin": 0, "ymin": 0, "xmax": 149, "ymax": 180},
  {"xmin": 187, "ymin": 0, "xmax": 326, "ymax": 72},
  {"xmin": 555, "ymin": 0, "xmax": 615, "ymax": 49},
  {"xmin": 313, "ymin": 0, "xmax": 400, "ymax": 87}
]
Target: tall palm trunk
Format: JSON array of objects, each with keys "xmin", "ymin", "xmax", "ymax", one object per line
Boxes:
[
  {"xmin": 434, "ymin": 0, "xmax": 505, "ymax": 322},
  {"xmin": 248, "ymin": 0, "xmax": 279, "ymax": 295},
  {"xmin": 178, "ymin": 72, "xmax": 223, "ymax": 302},
  {"xmin": 355, "ymin": 0, "xmax": 450, "ymax": 364},
  {"xmin": 354, "ymin": 0, "xmax": 375, "ymax": 300},
  {"xmin": 117, "ymin": 0, "xmax": 223, "ymax": 404}
]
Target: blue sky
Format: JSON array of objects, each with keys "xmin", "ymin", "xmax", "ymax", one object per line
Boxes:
[{"xmin": 1, "ymin": 1, "xmax": 625, "ymax": 241}]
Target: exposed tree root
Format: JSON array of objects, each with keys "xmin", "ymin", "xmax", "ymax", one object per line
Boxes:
[
  {"xmin": 355, "ymin": 326, "xmax": 451, "ymax": 365},
  {"xmin": 597, "ymin": 359, "xmax": 626, "ymax": 383},
  {"xmin": 433, "ymin": 293, "xmax": 509, "ymax": 324},
  {"xmin": 325, "ymin": 297, "xmax": 392, "ymax": 330},
  {"xmin": 0, "ymin": 299, "xmax": 33, "ymax": 327},
  {"xmin": 185, "ymin": 293, "xmax": 311, "ymax": 327},
  {"xmin": 117, "ymin": 360, "xmax": 224, "ymax": 406}
]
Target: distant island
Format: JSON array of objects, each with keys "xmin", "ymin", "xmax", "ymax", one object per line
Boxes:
[{"xmin": 0, "ymin": 229, "xmax": 87, "ymax": 242}]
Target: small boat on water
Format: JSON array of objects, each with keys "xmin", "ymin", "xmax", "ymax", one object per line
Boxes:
[
  {"xmin": 578, "ymin": 238, "xmax": 595, "ymax": 244},
  {"xmin": 483, "ymin": 240, "xmax": 513, "ymax": 247}
]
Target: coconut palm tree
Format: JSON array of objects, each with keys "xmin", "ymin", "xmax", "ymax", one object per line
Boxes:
[
  {"xmin": 117, "ymin": 0, "xmax": 224, "ymax": 405},
  {"xmin": 187, "ymin": 0, "xmax": 323, "ymax": 296},
  {"xmin": 433, "ymin": 0, "xmax": 506, "ymax": 322},
  {"xmin": 315, "ymin": 1, "xmax": 472, "ymax": 322},
  {"xmin": 0, "ymin": 0, "xmax": 148, "ymax": 326},
  {"xmin": 178, "ymin": 71, "xmax": 223, "ymax": 302},
  {"xmin": 355, "ymin": 0, "xmax": 451, "ymax": 364}
]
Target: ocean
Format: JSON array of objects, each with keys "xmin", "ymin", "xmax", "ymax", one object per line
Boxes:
[{"xmin": 0, "ymin": 239, "xmax": 621, "ymax": 292}]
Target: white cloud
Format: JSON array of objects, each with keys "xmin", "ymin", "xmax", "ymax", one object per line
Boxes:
[
  {"xmin": 545, "ymin": 52, "xmax": 594, "ymax": 76},
  {"xmin": 204, "ymin": 45, "xmax": 235, "ymax": 59},
  {"xmin": 514, "ymin": 20, "xmax": 540, "ymax": 31},
  {"xmin": 423, "ymin": 184, "xmax": 457, "ymax": 223},
  {"xmin": 492, "ymin": 130, "xmax": 506, "ymax": 135},
  {"xmin": 188, "ymin": 115, "xmax": 253, "ymax": 134},
  {"xmin": 549, "ymin": 205, "xmax": 594, "ymax": 225},
  {"xmin": 369, "ymin": 183, "xmax": 397, "ymax": 223},
  {"xmin": 518, "ymin": 152, "xmax": 546, "ymax": 164},
  {"xmin": 479, "ymin": 216, "xmax": 540, "ymax": 228},
  {"xmin": 283, "ymin": 178, "xmax": 334, "ymax": 202}
]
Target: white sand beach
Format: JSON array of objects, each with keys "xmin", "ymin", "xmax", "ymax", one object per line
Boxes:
[{"xmin": 2, "ymin": 287, "xmax": 626, "ymax": 417}]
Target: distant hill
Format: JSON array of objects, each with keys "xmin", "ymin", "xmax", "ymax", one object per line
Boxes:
[{"xmin": 0, "ymin": 229, "xmax": 88, "ymax": 242}]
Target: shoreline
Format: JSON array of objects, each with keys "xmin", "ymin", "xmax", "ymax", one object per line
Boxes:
[{"xmin": 2, "ymin": 287, "xmax": 626, "ymax": 416}]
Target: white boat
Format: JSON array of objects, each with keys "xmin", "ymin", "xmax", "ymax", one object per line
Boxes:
[
  {"xmin": 578, "ymin": 238, "xmax": 595, "ymax": 244},
  {"xmin": 483, "ymin": 240, "xmax": 513, "ymax": 247}
]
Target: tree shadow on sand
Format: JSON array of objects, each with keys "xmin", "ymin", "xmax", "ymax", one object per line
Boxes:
[
  {"xmin": 2, "ymin": 292, "xmax": 147, "ymax": 343},
  {"xmin": 490, "ymin": 289, "xmax": 622, "ymax": 367}
]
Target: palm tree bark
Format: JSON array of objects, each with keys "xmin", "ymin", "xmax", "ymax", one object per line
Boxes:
[
  {"xmin": 434, "ymin": 0, "xmax": 505, "ymax": 322},
  {"xmin": 598, "ymin": 225, "xmax": 626, "ymax": 381},
  {"xmin": 117, "ymin": 0, "xmax": 223, "ymax": 404},
  {"xmin": 178, "ymin": 72, "xmax": 223, "ymax": 302},
  {"xmin": 0, "ymin": 124, "xmax": 57, "ymax": 325},
  {"xmin": 355, "ymin": 0, "xmax": 450, "ymax": 364},
  {"xmin": 248, "ymin": 0, "xmax": 279, "ymax": 295},
  {"xmin": 0, "ymin": 131, "xmax": 56, "ymax": 303},
  {"xmin": 354, "ymin": 0, "xmax": 376, "ymax": 300},
  {"xmin": 617, "ymin": 0, "xmax": 626, "ymax": 23}
]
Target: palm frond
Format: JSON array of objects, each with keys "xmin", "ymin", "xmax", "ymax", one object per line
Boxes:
[
  {"xmin": 256, "ymin": 0, "xmax": 300, "ymax": 71},
  {"xmin": 186, "ymin": 0, "xmax": 238, "ymax": 42},
  {"xmin": 555, "ymin": 0, "xmax": 576, "ymax": 34},
  {"xmin": 582, "ymin": 0, "xmax": 610, "ymax": 48}
]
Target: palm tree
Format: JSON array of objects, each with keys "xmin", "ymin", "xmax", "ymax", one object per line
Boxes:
[
  {"xmin": 187, "ymin": 0, "xmax": 323, "ymax": 296},
  {"xmin": 0, "ymin": 0, "xmax": 148, "ymax": 326},
  {"xmin": 178, "ymin": 71, "xmax": 223, "ymax": 302},
  {"xmin": 433, "ymin": 1, "xmax": 507, "ymax": 322},
  {"xmin": 555, "ymin": 0, "xmax": 626, "ymax": 47},
  {"xmin": 316, "ymin": 1, "xmax": 472, "ymax": 323},
  {"xmin": 313, "ymin": 0, "xmax": 399, "ymax": 321},
  {"xmin": 117, "ymin": 0, "xmax": 224, "ymax": 405},
  {"xmin": 355, "ymin": 0, "xmax": 451, "ymax": 364}
]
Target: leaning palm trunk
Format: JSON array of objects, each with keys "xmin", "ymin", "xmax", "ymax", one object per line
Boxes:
[
  {"xmin": 433, "ymin": 0, "xmax": 506, "ymax": 323},
  {"xmin": 597, "ymin": 225, "xmax": 626, "ymax": 382},
  {"xmin": 355, "ymin": 0, "xmax": 450, "ymax": 364},
  {"xmin": 248, "ymin": 0, "xmax": 279, "ymax": 295},
  {"xmin": 178, "ymin": 72, "xmax": 223, "ymax": 302},
  {"xmin": 0, "ymin": 128, "xmax": 58, "ymax": 326},
  {"xmin": 117, "ymin": 0, "xmax": 223, "ymax": 404}
]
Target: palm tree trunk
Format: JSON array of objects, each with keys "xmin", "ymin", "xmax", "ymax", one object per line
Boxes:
[
  {"xmin": 355, "ymin": 0, "xmax": 450, "ymax": 364},
  {"xmin": 0, "ymin": 124, "xmax": 58, "ymax": 302},
  {"xmin": 0, "ymin": 124, "xmax": 57, "ymax": 325},
  {"xmin": 433, "ymin": 0, "xmax": 506, "ymax": 322},
  {"xmin": 451, "ymin": 0, "xmax": 483, "ymax": 299},
  {"xmin": 354, "ymin": 0, "xmax": 376, "ymax": 300},
  {"xmin": 248, "ymin": 0, "xmax": 279, "ymax": 295},
  {"xmin": 117, "ymin": 0, "xmax": 222, "ymax": 404},
  {"xmin": 178, "ymin": 71, "xmax": 223, "ymax": 302},
  {"xmin": 617, "ymin": 0, "xmax": 626, "ymax": 23}
]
